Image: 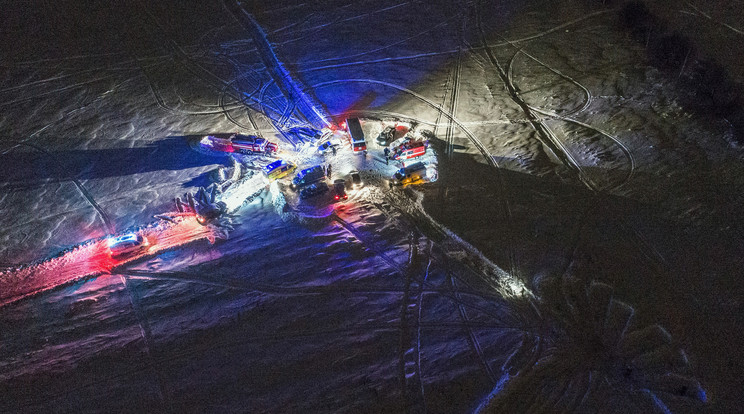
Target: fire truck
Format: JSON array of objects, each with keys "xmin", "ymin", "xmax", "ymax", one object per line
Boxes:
[
  {"xmin": 390, "ymin": 139, "xmax": 428, "ymax": 161},
  {"xmin": 200, "ymin": 133, "xmax": 278, "ymax": 155}
]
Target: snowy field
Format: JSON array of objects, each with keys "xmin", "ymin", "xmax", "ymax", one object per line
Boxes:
[{"xmin": 1, "ymin": 0, "xmax": 743, "ymax": 412}]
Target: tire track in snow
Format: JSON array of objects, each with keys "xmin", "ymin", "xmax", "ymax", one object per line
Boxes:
[
  {"xmin": 436, "ymin": 15, "xmax": 465, "ymax": 223},
  {"xmin": 301, "ymin": 17, "xmax": 458, "ymax": 66},
  {"xmin": 333, "ymin": 203, "xmax": 538, "ymax": 406},
  {"xmin": 446, "ymin": 48, "xmax": 461, "ymax": 161},
  {"xmin": 130, "ymin": 0, "xmax": 288, "ymax": 124},
  {"xmin": 296, "ymin": 10, "xmax": 615, "ymax": 74},
  {"xmin": 433, "ymin": 60, "xmax": 455, "ymax": 221},
  {"xmin": 683, "ymin": 1, "xmax": 744, "ymax": 36},
  {"xmin": 331, "ymin": 213, "xmax": 510, "ymax": 322},
  {"xmin": 506, "ymin": 48, "xmax": 593, "ymax": 117},
  {"xmin": 398, "ymin": 233, "xmax": 427, "ymax": 413},
  {"xmin": 270, "ymin": 0, "xmax": 414, "ymax": 45},
  {"xmin": 1, "ymin": 142, "xmax": 114, "ymax": 235},
  {"xmin": 503, "ymin": 46, "xmax": 635, "ymax": 189},
  {"xmin": 119, "ymin": 274, "xmax": 173, "ymax": 410},
  {"xmin": 477, "ymin": 5, "xmax": 635, "ymax": 192},
  {"xmin": 219, "ymin": 77, "xmax": 260, "ymax": 132},
  {"xmin": 0, "ymin": 74, "xmax": 121, "ymax": 108},
  {"xmin": 448, "ymin": 266, "xmax": 499, "ymax": 384},
  {"xmin": 125, "ymin": 0, "xmax": 294, "ymax": 155},
  {"xmin": 121, "ymin": 268, "xmax": 491, "ymax": 298},
  {"xmin": 475, "ymin": 10, "xmax": 600, "ymax": 191}
]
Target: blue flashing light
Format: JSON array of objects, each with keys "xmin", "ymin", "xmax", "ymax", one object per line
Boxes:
[
  {"xmin": 264, "ymin": 159, "xmax": 284, "ymax": 173},
  {"xmin": 108, "ymin": 233, "xmax": 138, "ymax": 247}
]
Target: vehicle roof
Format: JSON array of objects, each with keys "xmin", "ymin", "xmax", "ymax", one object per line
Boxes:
[
  {"xmin": 234, "ymin": 134, "xmax": 260, "ymax": 140},
  {"xmin": 265, "ymin": 159, "xmax": 287, "ymax": 169},
  {"xmin": 233, "ymin": 136, "xmax": 263, "ymax": 144},
  {"xmin": 207, "ymin": 133, "xmax": 237, "ymax": 139},
  {"xmin": 400, "ymin": 140, "xmax": 426, "ymax": 149},
  {"xmin": 403, "ymin": 162, "xmax": 426, "ymax": 171},
  {"xmin": 299, "ymin": 165, "xmax": 323, "ymax": 174},
  {"xmin": 346, "ymin": 117, "xmax": 364, "ymax": 138},
  {"xmin": 389, "ymin": 137, "xmax": 408, "ymax": 149},
  {"xmin": 301, "ymin": 182, "xmax": 327, "ymax": 192},
  {"xmin": 109, "ymin": 233, "xmax": 140, "ymax": 246},
  {"xmin": 115, "ymin": 233, "xmax": 138, "ymax": 242}
]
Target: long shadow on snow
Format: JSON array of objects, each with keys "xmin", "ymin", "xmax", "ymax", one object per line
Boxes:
[
  {"xmin": 419, "ymin": 135, "xmax": 734, "ymax": 413},
  {"xmin": 0, "ymin": 136, "xmax": 227, "ymax": 188}
]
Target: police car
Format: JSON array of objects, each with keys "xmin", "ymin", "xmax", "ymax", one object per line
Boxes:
[{"xmin": 107, "ymin": 233, "xmax": 149, "ymax": 257}]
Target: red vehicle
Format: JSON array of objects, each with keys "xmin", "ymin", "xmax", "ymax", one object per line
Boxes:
[
  {"xmin": 345, "ymin": 117, "xmax": 367, "ymax": 153},
  {"xmin": 200, "ymin": 133, "xmax": 278, "ymax": 155},
  {"xmin": 390, "ymin": 139, "xmax": 428, "ymax": 161},
  {"xmin": 231, "ymin": 135, "xmax": 278, "ymax": 155}
]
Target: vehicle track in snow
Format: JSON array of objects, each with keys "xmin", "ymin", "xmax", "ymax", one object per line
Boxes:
[
  {"xmin": 270, "ymin": 0, "xmax": 415, "ymax": 46},
  {"xmin": 397, "ymin": 233, "xmax": 428, "ymax": 413},
  {"xmin": 1, "ymin": 142, "xmax": 114, "ymax": 235},
  {"xmin": 119, "ymin": 0, "xmax": 305, "ymax": 158},
  {"xmin": 683, "ymin": 1, "xmax": 744, "ymax": 36},
  {"xmin": 506, "ymin": 48, "xmax": 593, "ymax": 117},
  {"xmin": 225, "ymin": 0, "xmax": 331, "ymax": 130},
  {"xmin": 435, "ymin": 12, "xmax": 466, "ymax": 222},
  {"xmin": 0, "ymin": 74, "xmax": 122, "ymax": 109},
  {"xmin": 475, "ymin": 3, "xmax": 634, "ymax": 192},
  {"xmin": 331, "ymin": 212, "xmax": 515, "ymax": 323},
  {"xmin": 474, "ymin": 14, "xmax": 598, "ymax": 191},
  {"xmin": 119, "ymin": 274, "xmax": 173, "ymax": 409},
  {"xmin": 333, "ymin": 199, "xmax": 542, "ymax": 408},
  {"xmin": 445, "ymin": 49, "xmax": 461, "ymax": 161},
  {"xmin": 277, "ymin": 100, "xmax": 297, "ymax": 128},
  {"xmin": 296, "ymin": 8, "xmax": 615, "ymax": 76},
  {"xmin": 0, "ymin": 64, "xmax": 145, "ymax": 96},
  {"xmin": 219, "ymin": 77, "xmax": 261, "ymax": 132},
  {"xmin": 376, "ymin": 190, "xmax": 527, "ymax": 389},
  {"xmin": 504, "ymin": 48, "xmax": 636, "ymax": 188},
  {"xmin": 396, "ymin": 210, "xmax": 535, "ymax": 391},
  {"xmin": 20, "ymin": 312, "xmax": 525, "ymax": 413},
  {"xmin": 215, "ymin": 59, "xmax": 267, "ymax": 132},
  {"xmin": 301, "ymin": 17, "xmax": 458, "ymax": 67},
  {"xmin": 473, "ymin": 4, "xmax": 662, "ymax": 279},
  {"xmin": 121, "ymin": 268, "xmax": 493, "ymax": 298},
  {"xmin": 0, "ymin": 214, "xmax": 216, "ymax": 308},
  {"xmin": 433, "ymin": 58, "xmax": 456, "ymax": 222},
  {"xmin": 125, "ymin": 0, "xmax": 288, "ymax": 127},
  {"xmin": 447, "ymin": 263, "xmax": 499, "ymax": 385}
]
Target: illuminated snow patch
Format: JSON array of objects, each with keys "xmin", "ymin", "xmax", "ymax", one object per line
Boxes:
[
  {"xmin": 0, "ymin": 214, "xmax": 218, "ymax": 307},
  {"xmin": 220, "ymin": 173, "xmax": 269, "ymax": 212}
]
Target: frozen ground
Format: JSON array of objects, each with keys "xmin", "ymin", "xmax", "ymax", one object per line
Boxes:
[{"xmin": 1, "ymin": 0, "xmax": 743, "ymax": 412}]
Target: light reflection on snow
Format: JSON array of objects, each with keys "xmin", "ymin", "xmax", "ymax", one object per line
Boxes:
[
  {"xmin": 0, "ymin": 214, "xmax": 217, "ymax": 307},
  {"xmin": 220, "ymin": 173, "xmax": 269, "ymax": 212}
]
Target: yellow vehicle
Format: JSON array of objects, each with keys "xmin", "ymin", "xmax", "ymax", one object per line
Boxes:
[
  {"xmin": 391, "ymin": 162, "xmax": 428, "ymax": 186},
  {"xmin": 263, "ymin": 159, "xmax": 297, "ymax": 180}
]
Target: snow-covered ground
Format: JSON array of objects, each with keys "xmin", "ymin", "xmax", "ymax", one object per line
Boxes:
[{"xmin": 1, "ymin": 0, "xmax": 743, "ymax": 412}]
